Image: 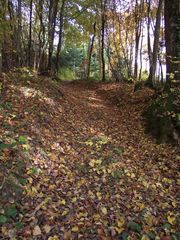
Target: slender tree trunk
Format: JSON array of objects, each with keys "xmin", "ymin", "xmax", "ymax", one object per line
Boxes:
[
  {"xmin": 147, "ymin": 0, "xmax": 152, "ymax": 68},
  {"xmin": 86, "ymin": 22, "xmax": 96, "ymax": 80},
  {"xmin": 48, "ymin": 0, "xmax": 59, "ymax": 74},
  {"xmin": 28, "ymin": 0, "xmax": 33, "ymax": 67},
  {"xmin": 148, "ymin": 0, "xmax": 163, "ymax": 86},
  {"xmin": 98, "ymin": 29, "xmax": 102, "ymax": 80},
  {"xmin": 101, "ymin": 0, "xmax": 107, "ymax": 82},
  {"xmin": 17, "ymin": 0, "xmax": 22, "ymax": 66},
  {"xmin": 139, "ymin": 29, "xmax": 144, "ymax": 80},
  {"xmin": 134, "ymin": 0, "xmax": 139, "ymax": 80},
  {"xmin": 56, "ymin": 0, "xmax": 65, "ymax": 74},
  {"xmin": 37, "ymin": 0, "xmax": 46, "ymax": 73}
]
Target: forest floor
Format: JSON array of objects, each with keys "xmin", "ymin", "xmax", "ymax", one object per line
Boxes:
[{"xmin": 0, "ymin": 72, "xmax": 179, "ymax": 240}]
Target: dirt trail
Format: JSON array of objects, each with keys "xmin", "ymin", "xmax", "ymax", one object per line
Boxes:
[{"xmin": 0, "ymin": 77, "xmax": 179, "ymax": 239}]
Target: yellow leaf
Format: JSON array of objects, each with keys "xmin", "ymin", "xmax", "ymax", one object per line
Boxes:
[
  {"xmin": 49, "ymin": 185, "xmax": 56, "ymax": 190},
  {"xmin": 144, "ymin": 213, "xmax": 156, "ymax": 227},
  {"xmin": 72, "ymin": 197, "xmax": 77, "ymax": 203},
  {"xmin": 141, "ymin": 235, "xmax": 150, "ymax": 240},
  {"xmin": 93, "ymin": 214, "xmax": 100, "ymax": 221},
  {"xmin": 172, "ymin": 200, "xmax": 177, "ymax": 208},
  {"xmin": 72, "ymin": 226, "xmax": 79, "ymax": 232},
  {"xmin": 160, "ymin": 202, "xmax": 169, "ymax": 209},
  {"xmin": 167, "ymin": 215, "xmax": 176, "ymax": 225},
  {"xmin": 49, "ymin": 153, "xmax": 57, "ymax": 161},
  {"xmin": 101, "ymin": 207, "xmax": 108, "ymax": 215},
  {"xmin": 115, "ymin": 226, "xmax": 124, "ymax": 234},
  {"xmin": 77, "ymin": 212, "xmax": 87, "ymax": 218},
  {"xmin": 59, "ymin": 199, "xmax": 66, "ymax": 205},
  {"xmin": 96, "ymin": 192, "xmax": 102, "ymax": 200},
  {"xmin": 117, "ymin": 217, "xmax": 125, "ymax": 227},
  {"xmin": 48, "ymin": 236, "xmax": 59, "ymax": 240},
  {"xmin": 136, "ymin": 202, "xmax": 145, "ymax": 211},
  {"xmin": 162, "ymin": 178, "xmax": 173, "ymax": 184},
  {"xmin": 62, "ymin": 210, "xmax": 69, "ymax": 216}
]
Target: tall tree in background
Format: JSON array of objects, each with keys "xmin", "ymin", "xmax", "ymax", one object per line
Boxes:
[
  {"xmin": 28, "ymin": 0, "xmax": 33, "ymax": 67},
  {"xmin": 146, "ymin": 0, "xmax": 152, "ymax": 68},
  {"xmin": 56, "ymin": 0, "xmax": 66, "ymax": 74},
  {"xmin": 48, "ymin": 0, "xmax": 59, "ymax": 74},
  {"xmin": 17, "ymin": 0, "xmax": 22, "ymax": 66},
  {"xmin": 148, "ymin": 0, "xmax": 163, "ymax": 86},
  {"xmin": 164, "ymin": 0, "xmax": 180, "ymax": 87},
  {"xmin": 86, "ymin": 22, "xmax": 96, "ymax": 80},
  {"xmin": 134, "ymin": 0, "xmax": 143, "ymax": 80},
  {"xmin": 101, "ymin": 0, "xmax": 107, "ymax": 82}
]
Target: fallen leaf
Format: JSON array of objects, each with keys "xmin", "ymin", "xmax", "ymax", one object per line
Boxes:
[
  {"xmin": 33, "ymin": 225, "xmax": 41, "ymax": 236},
  {"xmin": 72, "ymin": 226, "xmax": 79, "ymax": 232},
  {"xmin": 101, "ymin": 207, "xmax": 108, "ymax": 215}
]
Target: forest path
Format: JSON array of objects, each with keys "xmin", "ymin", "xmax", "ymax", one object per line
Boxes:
[{"xmin": 0, "ymin": 76, "xmax": 179, "ymax": 239}]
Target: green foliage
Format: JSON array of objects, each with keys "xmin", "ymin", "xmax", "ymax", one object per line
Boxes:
[
  {"xmin": 58, "ymin": 67, "xmax": 75, "ymax": 80},
  {"xmin": 111, "ymin": 169, "xmax": 123, "ymax": 180},
  {"xmin": 5, "ymin": 204, "xmax": 18, "ymax": 218},
  {"xmin": 127, "ymin": 221, "xmax": 142, "ymax": 233},
  {"xmin": 0, "ymin": 215, "xmax": 7, "ymax": 224},
  {"xmin": 59, "ymin": 47, "xmax": 85, "ymax": 69}
]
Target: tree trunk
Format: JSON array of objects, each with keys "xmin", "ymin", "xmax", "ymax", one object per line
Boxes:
[
  {"xmin": 48, "ymin": 0, "xmax": 59, "ymax": 74},
  {"xmin": 17, "ymin": 0, "xmax": 22, "ymax": 66},
  {"xmin": 148, "ymin": 0, "xmax": 163, "ymax": 86},
  {"xmin": 56, "ymin": 0, "xmax": 65, "ymax": 74},
  {"xmin": 86, "ymin": 22, "xmax": 96, "ymax": 80},
  {"xmin": 138, "ymin": 29, "xmax": 144, "ymax": 80},
  {"xmin": 164, "ymin": 0, "xmax": 180, "ymax": 88},
  {"xmin": 37, "ymin": 0, "xmax": 46, "ymax": 73},
  {"xmin": 28, "ymin": 0, "xmax": 33, "ymax": 67},
  {"xmin": 101, "ymin": 0, "xmax": 107, "ymax": 82},
  {"xmin": 147, "ymin": 0, "xmax": 152, "ymax": 67},
  {"xmin": 134, "ymin": 0, "xmax": 142, "ymax": 80}
]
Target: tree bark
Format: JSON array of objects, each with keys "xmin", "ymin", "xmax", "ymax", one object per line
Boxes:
[
  {"xmin": 147, "ymin": 0, "xmax": 152, "ymax": 67},
  {"xmin": 28, "ymin": 0, "xmax": 33, "ymax": 67},
  {"xmin": 86, "ymin": 22, "xmax": 96, "ymax": 80},
  {"xmin": 164, "ymin": 0, "xmax": 180, "ymax": 87},
  {"xmin": 134, "ymin": 0, "xmax": 142, "ymax": 80},
  {"xmin": 148, "ymin": 0, "xmax": 163, "ymax": 86},
  {"xmin": 56, "ymin": 0, "xmax": 66, "ymax": 74},
  {"xmin": 48, "ymin": 0, "xmax": 59, "ymax": 74},
  {"xmin": 101, "ymin": 0, "xmax": 107, "ymax": 82},
  {"xmin": 17, "ymin": 0, "xmax": 22, "ymax": 66}
]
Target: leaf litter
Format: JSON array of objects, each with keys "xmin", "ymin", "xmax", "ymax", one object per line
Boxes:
[{"xmin": 0, "ymin": 74, "xmax": 179, "ymax": 239}]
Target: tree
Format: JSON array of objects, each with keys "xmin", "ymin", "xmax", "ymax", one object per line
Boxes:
[
  {"xmin": 148, "ymin": 0, "xmax": 163, "ymax": 86},
  {"xmin": 164, "ymin": 0, "xmax": 180, "ymax": 87},
  {"xmin": 56, "ymin": 0, "xmax": 66, "ymax": 74},
  {"xmin": 101, "ymin": 0, "xmax": 107, "ymax": 82},
  {"xmin": 48, "ymin": 0, "xmax": 59, "ymax": 74},
  {"xmin": 28, "ymin": 0, "xmax": 33, "ymax": 67},
  {"xmin": 86, "ymin": 22, "xmax": 96, "ymax": 79}
]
